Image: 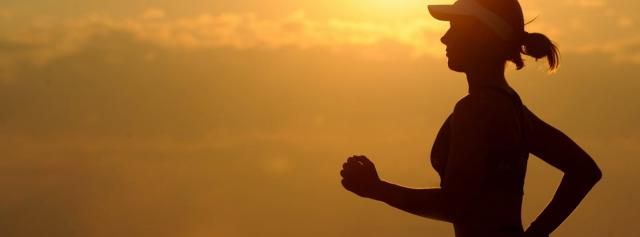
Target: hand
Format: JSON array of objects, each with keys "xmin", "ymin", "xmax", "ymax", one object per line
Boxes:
[{"xmin": 340, "ymin": 155, "xmax": 382, "ymax": 199}]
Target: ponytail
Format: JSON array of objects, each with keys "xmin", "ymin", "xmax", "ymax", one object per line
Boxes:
[{"xmin": 521, "ymin": 32, "xmax": 560, "ymax": 71}]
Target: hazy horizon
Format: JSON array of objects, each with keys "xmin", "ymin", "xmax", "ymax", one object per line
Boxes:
[{"xmin": 1, "ymin": 1, "xmax": 638, "ymax": 236}]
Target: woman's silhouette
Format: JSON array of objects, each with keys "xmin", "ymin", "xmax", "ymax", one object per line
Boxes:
[{"xmin": 339, "ymin": 0, "xmax": 602, "ymax": 236}]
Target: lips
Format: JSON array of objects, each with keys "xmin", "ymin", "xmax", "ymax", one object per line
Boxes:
[{"xmin": 446, "ymin": 49, "xmax": 455, "ymax": 57}]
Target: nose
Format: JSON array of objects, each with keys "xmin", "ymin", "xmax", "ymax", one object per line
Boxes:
[{"xmin": 440, "ymin": 29, "xmax": 451, "ymax": 45}]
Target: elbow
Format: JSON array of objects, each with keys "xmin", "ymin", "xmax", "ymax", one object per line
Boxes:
[
  {"xmin": 576, "ymin": 165, "xmax": 602, "ymax": 185},
  {"xmin": 590, "ymin": 165, "xmax": 603, "ymax": 184},
  {"xmin": 586, "ymin": 159, "xmax": 603, "ymax": 184},
  {"xmin": 565, "ymin": 160, "xmax": 602, "ymax": 185}
]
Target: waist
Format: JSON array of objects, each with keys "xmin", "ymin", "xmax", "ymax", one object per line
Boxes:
[
  {"xmin": 444, "ymin": 189, "xmax": 523, "ymax": 226},
  {"xmin": 454, "ymin": 223, "xmax": 524, "ymax": 237}
]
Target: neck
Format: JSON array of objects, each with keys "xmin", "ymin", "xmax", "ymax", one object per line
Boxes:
[{"xmin": 464, "ymin": 63, "xmax": 509, "ymax": 95}]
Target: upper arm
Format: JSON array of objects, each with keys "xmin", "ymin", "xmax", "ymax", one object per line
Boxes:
[{"xmin": 526, "ymin": 108, "xmax": 602, "ymax": 179}]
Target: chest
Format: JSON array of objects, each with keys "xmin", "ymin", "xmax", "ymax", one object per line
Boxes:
[{"xmin": 429, "ymin": 113, "xmax": 529, "ymax": 188}]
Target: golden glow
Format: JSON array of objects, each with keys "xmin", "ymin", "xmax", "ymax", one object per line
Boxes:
[
  {"xmin": 0, "ymin": 1, "xmax": 638, "ymax": 237},
  {"xmin": 363, "ymin": 0, "xmax": 416, "ymax": 12},
  {"xmin": 340, "ymin": 0, "xmax": 456, "ymax": 19}
]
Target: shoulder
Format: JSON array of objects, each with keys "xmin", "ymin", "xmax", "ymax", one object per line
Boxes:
[
  {"xmin": 455, "ymin": 94, "xmax": 491, "ymax": 112},
  {"xmin": 454, "ymin": 94, "xmax": 507, "ymax": 116},
  {"xmin": 452, "ymin": 93, "xmax": 516, "ymax": 130},
  {"xmin": 451, "ymin": 96, "xmax": 493, "ymax": 134}
]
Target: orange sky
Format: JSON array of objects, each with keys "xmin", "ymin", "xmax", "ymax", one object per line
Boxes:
[{"xmin": 0, "ymin": 1, "xmax": 638, "ymax": 237}]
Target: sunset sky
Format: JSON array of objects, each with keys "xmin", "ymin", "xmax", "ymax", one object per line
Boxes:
[{"xmin": 1, "ymin": 0, "xmax": 638, "ymax": 236}]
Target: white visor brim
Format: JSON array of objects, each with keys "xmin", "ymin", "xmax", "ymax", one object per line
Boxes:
[{"xmin": 428, "ymin": 0, "xmax": 515, "ymax": 40}]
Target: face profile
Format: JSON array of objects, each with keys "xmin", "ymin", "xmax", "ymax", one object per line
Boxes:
[{"xmin": 440, "ymin": 17, "xmax": 505, "ymax": 73}]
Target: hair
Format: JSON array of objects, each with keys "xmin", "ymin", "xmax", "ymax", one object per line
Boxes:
[
  {"xmin": 508, "ymin": 32, "xmax": 560, "ymax": 72},
  {"xmin": 467, "ymin": 0, "xmax": 560, "ymax": 72}
]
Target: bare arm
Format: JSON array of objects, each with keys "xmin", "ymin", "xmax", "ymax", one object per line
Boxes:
[
  {"xmin": 340, "ymin": 156, "xmax": 453, "ymax": 222},
  {"xmin": 373, "ymin": 181, "xmax": 453, "ymax": 222},
  {"xmin": 524, "ymin": 109, "xmax": 602, "ymax": 236},
  {"xmin": 339, "ymin": 97, "xmax": 494, "ymax": 223}
]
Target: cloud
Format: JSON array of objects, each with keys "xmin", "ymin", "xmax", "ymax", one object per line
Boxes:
[
  {"xmin": 0, "ymin": 9, "xmax": 446, "ymax": 68},
  {"xmin": 564, "ymin": 0, "xmax": 607, "ymax": 8},
  {"xmin": 1, "ymin": 7, "xmax": 640, "ymax": 69},
  {"xmin": 568, "ymin": 35, "xmax": 640, "ymax": 64},
  {"xmin": 140, "ymin": 8, "xmax": 166, "ymax": 20},
  {"xmin": 121, "ymin": 10, "xmax": 447, "ymax": 58}
]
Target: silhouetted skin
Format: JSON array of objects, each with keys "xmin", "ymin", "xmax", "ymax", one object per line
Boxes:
[{"xmin": 340, "ymin": 14, "xmax": 602, "ymax": 237}]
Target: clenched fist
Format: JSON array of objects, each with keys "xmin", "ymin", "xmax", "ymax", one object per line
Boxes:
[{"xmin": 340, "ymin": 155, "xmax": 382, "ymax": 199}]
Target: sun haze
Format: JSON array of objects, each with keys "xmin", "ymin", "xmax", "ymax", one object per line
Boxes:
[{"xmin": 0, "ymin": 0, "xmax": 638, "ymax": 237}]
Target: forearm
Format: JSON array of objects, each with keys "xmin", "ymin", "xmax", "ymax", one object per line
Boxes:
[
  {"xmin": 526, "ymin": 171, "xmax": 601, "ymax": 236},
  {"xmin": 370, "ymin": 180, "xmax": 453, "ymax": 222}
]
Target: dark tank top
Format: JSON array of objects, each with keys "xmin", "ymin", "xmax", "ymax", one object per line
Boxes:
[{"xmin": 430, "ymin": 86, "xmax": 530, "ymax": 197}]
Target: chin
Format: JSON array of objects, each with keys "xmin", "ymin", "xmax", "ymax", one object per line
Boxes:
[{"xmin": 447, "ymin": 60, "xmax": 466, "ymax": 72}]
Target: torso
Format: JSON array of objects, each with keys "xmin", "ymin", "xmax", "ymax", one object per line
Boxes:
[{"xmin": 430, "ymin": 86, "xmax": 530, "ymax": 236}]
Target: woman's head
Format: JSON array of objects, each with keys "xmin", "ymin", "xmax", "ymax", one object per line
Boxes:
[{"xmin": 429, "ymin": 0, "xmax": 559, "ymax": 73}]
